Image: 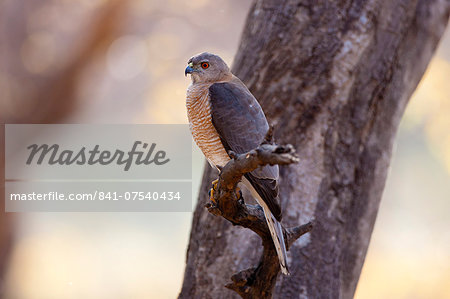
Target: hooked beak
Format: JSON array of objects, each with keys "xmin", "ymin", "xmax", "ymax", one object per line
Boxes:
[{"xmin": 185, "ymin": 65, "xmax": 194, "ymax": 76}]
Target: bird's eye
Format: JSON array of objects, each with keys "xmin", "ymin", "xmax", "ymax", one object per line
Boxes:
[{"xmin": 201, "ymin": 62, "xmax": 209, "ymax": 69}]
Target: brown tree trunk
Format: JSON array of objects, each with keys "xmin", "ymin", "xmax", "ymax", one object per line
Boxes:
[{"xmin": 179, "ymin": 0, "xmax": 449, "ymax": 298}]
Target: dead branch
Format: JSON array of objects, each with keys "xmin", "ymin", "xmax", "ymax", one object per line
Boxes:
[{"xmin": 205, "ymin": 131, "xmax": 313, "ymax": 299}]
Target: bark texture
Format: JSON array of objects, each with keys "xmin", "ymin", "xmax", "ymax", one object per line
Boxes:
[{"xmin": 179, "ymin": 0, "xmax": 449, "ymax": 298}]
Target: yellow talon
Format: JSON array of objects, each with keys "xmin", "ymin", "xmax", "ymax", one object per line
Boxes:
[
  {"xmin": 235, "ymin": 187, "xmax": 242, "ymax": 199},
  {"xmin": 209, "ymin": 179, "xmax": 219, "ymax": 204},
  {"xmin": 211, "ymin": 179, "xmax": 218, "ymax": 190}
]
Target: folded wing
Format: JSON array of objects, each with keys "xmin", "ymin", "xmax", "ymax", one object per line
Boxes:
[{"xmin": 209, "ymin": 79, "xmax": 282, "ymax": 221}]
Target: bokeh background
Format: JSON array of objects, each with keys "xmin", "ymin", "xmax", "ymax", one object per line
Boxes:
[{"xmin": 0, "ymin": 0, "xmax": 449, "ymax": 298}]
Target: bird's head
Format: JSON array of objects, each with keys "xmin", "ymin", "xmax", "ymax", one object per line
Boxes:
[{"xmin": 185, "ymin": 52, "xmax": 232, "ymax": 83}]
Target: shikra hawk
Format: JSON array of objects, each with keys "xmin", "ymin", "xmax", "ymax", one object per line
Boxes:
[{"xmin": 185, "ymin": 52, "xmax": 289, "ymax": 275}]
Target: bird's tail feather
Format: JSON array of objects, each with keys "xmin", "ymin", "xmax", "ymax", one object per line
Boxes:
[
  {"xmin": 241, "ymin": 177, "xmax": 290, "ymax": 275},
  {"xmin": 261, "ymin": 203, "xmax": 290, "ymax": 275}
]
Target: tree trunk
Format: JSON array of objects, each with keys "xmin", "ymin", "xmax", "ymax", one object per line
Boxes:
[{"xmin": 179, "ymin": 0, "xmax": 449, "ymax": 298}]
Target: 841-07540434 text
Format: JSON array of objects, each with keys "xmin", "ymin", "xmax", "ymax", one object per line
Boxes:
[
  {"xmin": 9, "ymin": 191, "xmax": 182, "ymax": 201},
  {"xmin": 5, "ymin": 124, "xmax": 193, "ymax": 212}
]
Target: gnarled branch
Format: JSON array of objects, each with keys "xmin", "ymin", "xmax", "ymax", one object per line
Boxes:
[{"xmin": 205, "ymin": 130, "xmax": 313, "ymax": 299}]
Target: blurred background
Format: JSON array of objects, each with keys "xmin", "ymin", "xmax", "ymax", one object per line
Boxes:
[{"xmin": 0, "ymin": 0, "xmax": 448, "ymax": 298}]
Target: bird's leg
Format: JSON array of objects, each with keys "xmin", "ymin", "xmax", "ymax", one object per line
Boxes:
[{"xmin": 208, "ymin": 179, "xmax": 219, "ymax": 205}]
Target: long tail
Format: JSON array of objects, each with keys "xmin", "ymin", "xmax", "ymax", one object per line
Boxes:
[
  {"xmin": 261, "ymin": 202, "xmax": 290, "ymax": 275},
  {"xmin": 242, "ymin": 178, "xmax": 290, "ymax": 275}
]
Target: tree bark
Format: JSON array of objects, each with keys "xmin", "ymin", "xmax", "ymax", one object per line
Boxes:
[{"xmin": 179, "ymin": 0, "xmax": 449, "ymax": 298}]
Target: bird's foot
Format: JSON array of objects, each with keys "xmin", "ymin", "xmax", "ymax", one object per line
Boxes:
[
  {"xmin": 208, "ymin": 180, "xmax": 242, "ymax": 205},
  {"xmin": 208, "ymin": 179, "xmax": 219, "ymax": 205}
]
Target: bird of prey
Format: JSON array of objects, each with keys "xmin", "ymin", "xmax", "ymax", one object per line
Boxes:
[{"xmin": 185, "ymin": 52, "xmax": 289, "ymax": 275}]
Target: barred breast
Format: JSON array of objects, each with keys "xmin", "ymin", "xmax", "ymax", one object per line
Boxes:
[{"xmin": 186, "ymin": 83, "xmax": 230, "ymax": 168}]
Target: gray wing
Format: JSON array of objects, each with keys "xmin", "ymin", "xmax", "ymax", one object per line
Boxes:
[{"xmin": 209, "ymin": 79, "xmax": 282, "ymax": 220}]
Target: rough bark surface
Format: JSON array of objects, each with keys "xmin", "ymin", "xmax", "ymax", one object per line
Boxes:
[{"xmin": 179, "ymin": 0, "xmax": 449, "ymax": 298}]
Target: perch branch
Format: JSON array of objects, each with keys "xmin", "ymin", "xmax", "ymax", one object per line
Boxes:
[{"xmin": 205, "ymin": 130, "xmax": 313, "ymax": 299}]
